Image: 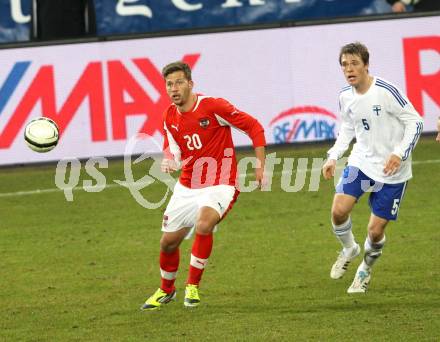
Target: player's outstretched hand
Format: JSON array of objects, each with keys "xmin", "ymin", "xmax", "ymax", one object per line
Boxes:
[
  {"xmin": 383, "ymin": 153, "xmax": 402, "ymax": 176},
  {"xmin": 255, "ymin": 167, "xmax": 266, "ymax": 190},
  {"xmin": 161, "ymin": 158, "xmax": 179, "ymax": 173},
  {"xmin": 322, "ymin": 159, "xmax": 336, "ymax": 180}
]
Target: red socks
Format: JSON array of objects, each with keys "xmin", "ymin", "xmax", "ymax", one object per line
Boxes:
[
  {"xmin": 187, "ymin": 233, "xmax": 213, "ymax": 286},
  {"xmin": 158, "ymin": 233, "xmax": 213, "ymax": 291},
  {"xmin": 160, "ymin": 249, "xmax": 179, "ymax": 293}
]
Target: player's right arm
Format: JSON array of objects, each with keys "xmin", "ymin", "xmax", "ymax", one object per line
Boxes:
[
  {"xmin": 162, "ymin": 113, "xmax": 182, "ymax": 173},
  {"xmin": 322, "ymin": 97, "xmax": 355, "ymax": 180},
  {"xmin": 322, "ymin": 159, "xmax": 337, "ymax": 180}
]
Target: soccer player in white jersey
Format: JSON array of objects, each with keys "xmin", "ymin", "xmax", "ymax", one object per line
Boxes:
[
  {"xmin": 141, "ymin": 61, "xmax": 266, "ymax": 310},
  {"xmin": 322, "ymin": 42, "xmax": 423, "ymax": 293}
]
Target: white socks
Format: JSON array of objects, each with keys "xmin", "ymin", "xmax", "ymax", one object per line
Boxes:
[
  {"xmin": 332, "ymin": 217, "xmax": 357, "ymax": 254},
  {"xmin": 358, "ymin": 235, "xmax": 386, "ymax": 272}
]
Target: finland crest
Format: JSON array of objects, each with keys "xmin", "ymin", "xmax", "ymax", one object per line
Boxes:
[
  {"xmin": 199, "ymin": 118, "xmax": 210, "ymax": 128},
  {"xmin": 372, "ymin": 105, "xmax": 381, "ymax": 116}
]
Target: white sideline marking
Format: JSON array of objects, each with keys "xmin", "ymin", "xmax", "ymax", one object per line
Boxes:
[{"xmin": 0, "ymin": 159, "xmax": 439, "ymax": 198}]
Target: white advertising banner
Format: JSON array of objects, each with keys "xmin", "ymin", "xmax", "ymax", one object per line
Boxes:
[{"xmin": 0, "ymin": 15, "xmax": 438, "ymax": 165}]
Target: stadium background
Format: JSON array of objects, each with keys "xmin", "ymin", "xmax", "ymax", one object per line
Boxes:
[{"xmin": 0, "ymin": 0, "xmax": 438, "ymax": 165}]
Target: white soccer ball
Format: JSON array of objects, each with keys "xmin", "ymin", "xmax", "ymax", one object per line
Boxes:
[{"xmin": 24, "ymin": 117, "xmax": 59, "ymax": 153}]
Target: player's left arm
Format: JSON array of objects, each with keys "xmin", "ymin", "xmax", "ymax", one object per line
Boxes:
[
  {"xmin": 254, "ymin": 146, "xmax": 266, "ymax": 189},
  {"xmin": 384, "ymin": 94, "xmax": 424, "ymax": 175},
  {"xmin": 212, "ymin": 97, "xmax": 267, "ymax": 187},
  {"xmin": 213, "ymin": 98, "xmax": 266, "ymax": 144}
]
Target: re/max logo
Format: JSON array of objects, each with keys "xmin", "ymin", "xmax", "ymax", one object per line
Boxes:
[
  {"xmin": 270, "ymin": 106, "xmax": 337, "ymax": 143},
  {"xmin": 0, "ymin": 54, "xmax": 200, "ymax": 149}
]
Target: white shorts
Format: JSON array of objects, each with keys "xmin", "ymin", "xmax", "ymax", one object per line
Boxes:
[{"xmin": 162, "ymin": 182, "xmax": 239, "ymax": 233}]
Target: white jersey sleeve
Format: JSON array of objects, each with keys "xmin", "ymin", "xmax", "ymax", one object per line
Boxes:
[
  {"xmin": 327, "ymin": 88, "xmax": 355, "ymax": 160},
  {"xmin": 383, "ymin": 86, "xmax": 424, "ymax": 161},
  {"xmin": 164, "ymin": 122, "xmax": 182, "ymax": 166}
]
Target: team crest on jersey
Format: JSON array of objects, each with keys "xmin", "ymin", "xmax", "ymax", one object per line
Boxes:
[
  {"xmin": 372, "ymin": 105, "xmax": 381, "ymax": 116},
  {"xmin": 199, "ymin": 118, "xmax": 210, "ymax": 128}
]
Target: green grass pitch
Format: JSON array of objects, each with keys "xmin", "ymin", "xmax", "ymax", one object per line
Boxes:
[{"xmin": 1, "ymin": 136, "xmax": 439, "ymax": 341}]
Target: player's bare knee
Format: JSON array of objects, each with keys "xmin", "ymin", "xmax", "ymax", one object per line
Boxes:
[
  {"xmin": 367, "ymin": 225, "xmax": 385, "ymax": 242},
  {"xmin": 331, "ymin": 200, "xmax": 351, "ymax": 224},
  {"xmin": 368, "ymin": 231, "xmax": 384, "ymax": 243},
  {"xmin": 159, "ymin": 242, "xmax": 173, "ymax": 253},
  {"xmin": 159, "ymin": 236, "xmax": 179, "ymax": 252},
  {"xmin": 195, "ymin": 218, "xmax": 215, "ymax": 235},
  {"xmin": 160, "ymin": 242, "xmax": 179, "ymax": 253},
  {"xmin": 331, "ymin": 207, "xmax": 350, "ymax": 225}
]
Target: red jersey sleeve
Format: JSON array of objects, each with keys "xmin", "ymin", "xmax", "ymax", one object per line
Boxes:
[
  {"xmin": 162, "ymin": 110, "xmax": 174, "ymax": 160},
  {"xmin": 211, "ymin": 98, "xmax": 266, "ymax": 147}
]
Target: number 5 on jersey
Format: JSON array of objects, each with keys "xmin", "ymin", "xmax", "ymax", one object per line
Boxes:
[
  {"xmin": 391, "ymin": 198, "xmax": 400, "ymax": 216},
  {"xmin": 362, "ymin": 118, "xmax": 370, "ymax": 130},
  {"xmin": 184, "ymin": 134, "xmax": 203, "ymax": 150}
]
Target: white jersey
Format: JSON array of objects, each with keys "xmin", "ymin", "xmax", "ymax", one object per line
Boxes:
[{"xmin": 327, "ymin": 76, "xmax": 423, "ymax": 184}]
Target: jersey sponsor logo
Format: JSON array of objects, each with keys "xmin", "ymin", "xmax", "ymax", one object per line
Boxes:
[
  {"xmin": 0, "ymin": 54, "xmax": 200, "ymax": 149},
  {"xmin": 270, "ymin": 105, "xmax": 338, "ymax": 143},
  {"xmin": 199, "ymin": 118, "xmax": 210, "ymax": 128}
]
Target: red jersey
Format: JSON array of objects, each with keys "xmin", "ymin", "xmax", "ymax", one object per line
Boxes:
[{"xmin": 163, "ymin": 95, "xmax": 266, "ymax": 189}]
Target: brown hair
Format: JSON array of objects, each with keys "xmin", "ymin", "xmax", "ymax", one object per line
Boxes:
[
  {"xmin": 339, "ymin": 42, "xmax": 369, "ymax": 66},
  {"xmin": 162, "ymin": 61, "xmax": 192, "ymax": 80}
]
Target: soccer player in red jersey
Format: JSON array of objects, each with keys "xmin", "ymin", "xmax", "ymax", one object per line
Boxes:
[{"xmin": 141, "ymin": 61, "xmax": 266, "ymax": 310}]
